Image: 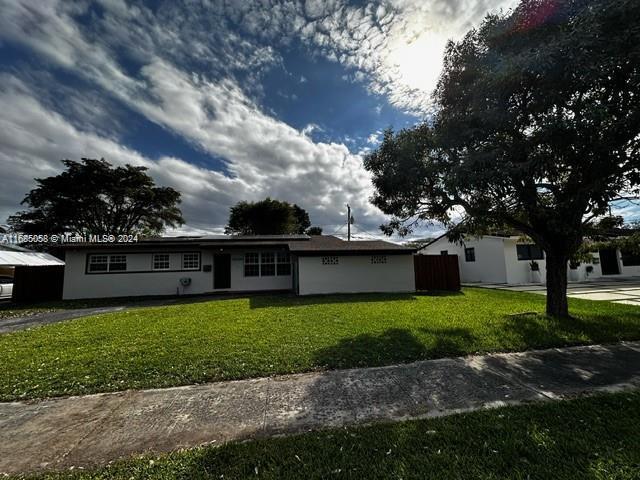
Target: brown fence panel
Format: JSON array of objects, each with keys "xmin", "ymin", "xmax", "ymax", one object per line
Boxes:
[
  {"xmin": 12, "ymin": 265, "xmax": 64, "ymax": 303},
  {"xmin": 414, "ymin": 255, "xmax": 461, "ymax": 291}
]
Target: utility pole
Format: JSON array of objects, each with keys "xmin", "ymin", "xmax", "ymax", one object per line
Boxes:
[{"xmin": 346, "ymin": 204, "xmax": 351, "ymax": 241}]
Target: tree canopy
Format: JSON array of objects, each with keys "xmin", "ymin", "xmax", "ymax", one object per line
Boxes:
[
  {"xmin": 225, "ymin": 198, "xmax": 313, "ymax": 235},
  {"xmin": 364, "ymin": 0, "xmax": 640, "ymax": 317},
  {"xmin": 9, "ymin": 158, "xmax": 184, "ymax": 236}
]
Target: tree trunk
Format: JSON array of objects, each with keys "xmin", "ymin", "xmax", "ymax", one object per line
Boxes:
[{"xmin": 545, "ymin": 251, "xmax": 569, "ymax": 318}]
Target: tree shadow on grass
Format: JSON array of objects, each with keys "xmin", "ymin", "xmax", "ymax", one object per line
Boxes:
[
  {"xmin": 311, "ymin": 326, "xmax": 477, "ymax": 370},
  {"xmin": 311, "ymin": 328, "xmax": 428, "ymax": 369},
  {"xmin": 249, "ymin": 292, "xmax": 421, "ymax": 309},
  {"xmin": 498, "ymin": 309, "xmax": 640, "ymax": 351}
]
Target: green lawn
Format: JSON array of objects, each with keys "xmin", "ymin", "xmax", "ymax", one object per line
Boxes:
[
  {"xmin": 1, "ymin": 288, "xmax": 640, "ymax": 401},
  {"xmin": 15, "ymin": 391, "xmax": 640, "ymax": 480}
]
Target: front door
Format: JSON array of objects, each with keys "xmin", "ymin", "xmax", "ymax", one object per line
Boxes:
[
  {"xmin": 599, "ymin": 249, "xmax": 620, "ymax": 275},
  {"xmin": 214, "ymin": 254, "xmax": 231, "ymax": 289}
]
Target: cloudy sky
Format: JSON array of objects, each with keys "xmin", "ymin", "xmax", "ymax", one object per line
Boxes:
[{"xmin": 0, "ymin": 0, "xmax": 518, "ymax": 240}]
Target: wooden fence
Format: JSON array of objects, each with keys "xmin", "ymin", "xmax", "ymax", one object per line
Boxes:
[
  {"xmin": 414, "ymin": 254, "xmax": 461, "ymax": 291},
  {"xmin": 12, "ymin": 265, "xmax": 64, "ymax": 303}
]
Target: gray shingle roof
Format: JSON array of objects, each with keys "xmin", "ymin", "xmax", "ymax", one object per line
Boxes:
[
  {"xmin": 288, "ymin": 235, "xmax": 415, "ymax": 254},
  {"xmin": 60, "ymin": 234, "xmax": 415, "ymax": 254}
]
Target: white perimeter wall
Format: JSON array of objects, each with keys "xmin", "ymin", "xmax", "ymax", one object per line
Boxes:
[
  {"xmin": 422, "ymin": 236, "xmax": 607, "ymax": 284},
  {"xmin": 421, "ymin": 236, "xmax": 507, "ymax": 283},
  {"xmin": 63, "ymin": 249, "xmax": 292, "ymax": 299},
  {"xmin": 503, "ymin": 239, "xmax": 605, "ymax": 283},
  {"xmin": 297, "ymin": 254, "xmax": 415, "ymax": 295}
]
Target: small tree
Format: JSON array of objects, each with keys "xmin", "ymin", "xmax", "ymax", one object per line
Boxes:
[
  {"xmin": 225, "ymin": 198, "xmax": 312, "ymax": 235},
  {"xmin": 9, "ymin": 158, "xmax": 184, "ymax": 236},
  {"xmin": 364, "ymin": 0, "xmax": 640, "ymax": 317},
  {"xmin": 306, "ymin": 226, "xmax": 323, "ymax": 235}
]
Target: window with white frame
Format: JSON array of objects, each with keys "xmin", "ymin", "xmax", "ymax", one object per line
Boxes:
[
  {"xmin": 244, "ymin": 252, "xmax": 259, "ymax": 276},
  {"xmin": 322, "ymin": 256, "xmax": 339, "ymax": 265},
  {"xmin": 153, "ymin": 253, "xmax": 170, "ymax": 270},
  {"xmin": 108, "ymin": 255, "xmax": 127, "ymax": 271},
  {"xmin": 88, "ymin": 254, "xmax": 127, "ymax": 272},
  {"xmin": 182, "ymin": 252, "xmax": 200, "ymax": 270},
  {"xmin": 277, "ymin": 251, "xmax": 291, "ymax": 276},
  {"xmin": 88, "ymin": 255, "xmax": 108, "ymax": 272},
  {"xmin": 261, "ymin": 252, "xmax": 276, "ymax": 276},
  {"xmin": 371, "ymin": 255, "xmax": 387, "ymax": 264}
]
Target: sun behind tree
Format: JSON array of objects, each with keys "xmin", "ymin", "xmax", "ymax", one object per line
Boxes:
[{"xmin": 364, "ymin": 0, "xmax": 640, "ymax": 318}]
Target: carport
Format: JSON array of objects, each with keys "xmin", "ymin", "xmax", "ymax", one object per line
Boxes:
[{"xmin": 0, "ymin": 245, "xmax": 65, "ymax": 302}]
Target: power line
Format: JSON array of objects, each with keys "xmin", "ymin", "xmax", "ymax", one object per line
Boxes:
[{"xmin": 331, "ymin": 223, "xmax": 348, "ymax": 236}]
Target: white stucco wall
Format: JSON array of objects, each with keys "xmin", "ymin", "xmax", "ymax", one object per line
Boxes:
[
  {"xmin": 504, "ymin": 240, "xmax": 605, "ymax": 284},
  {"xmin": 63, "ymin": 248, "xmax": 293, "ymax": 299},
  {"xmin": 421, "ymin": 236, "xmax": 507, "ymax": 283},
  {"xmin": 297, "ymin": 254, "xmax": 415, "ymax": 295},
  {"xmin": 422, "ymin": 236, "xmax": 607, "ymax": 285},
  {"xmin": 503, "ymin": 239, "xmax": 542, "ymax": 284}
]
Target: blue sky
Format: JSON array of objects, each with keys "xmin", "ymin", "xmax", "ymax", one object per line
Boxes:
[{"xmin": 0, "ymin": 0, "xmax": 521, "ymax": 239}]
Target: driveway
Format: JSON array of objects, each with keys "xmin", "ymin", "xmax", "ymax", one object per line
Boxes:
[
  {"xmin": 466, "ymin": 277, "xmax": 640, "ymax": 305},
  {"xmin": 0, "ymin": 306, "xmax": 131, "ymax": 334}
]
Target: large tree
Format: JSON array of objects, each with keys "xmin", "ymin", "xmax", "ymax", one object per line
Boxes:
[
  {"xmin": 9, "ymin": 158, "xmax": 184, "ymax": 236},
  {"xmin": 225, "ymin": 198, "xmax": 312, "ymax": 235},
  {"xmin": 364, "ymin": 0, "xmax": 640, "ymax": 317}
]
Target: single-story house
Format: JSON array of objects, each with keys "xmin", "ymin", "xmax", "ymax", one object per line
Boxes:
[
  {"xmin": 61, "ymin": 235, "xmax": 416, "ymax": 299},
  {"xmin": 420, "ymin": 233, "xmax": 640, "ymax": 285}
]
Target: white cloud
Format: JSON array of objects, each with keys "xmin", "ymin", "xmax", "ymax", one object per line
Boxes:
[
  {"xmin": 0, "ymin": 0, "xmax": 518, "ymax": 238},
  {"xmin": 0, "ymin": 67, "xmax": 383, "ymax": 233},
  {"xmin": 292, "ymin": 0, "xmax": 519, "ymax": 115},
  {"xmin": 367, "ymin": 131, "xmax": 382, "ymax": 145}
]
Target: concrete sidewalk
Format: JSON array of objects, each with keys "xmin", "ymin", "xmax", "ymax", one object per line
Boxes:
[{"xmin": 1, "ymin": 342, "xmax": 639, "ymax": 475}]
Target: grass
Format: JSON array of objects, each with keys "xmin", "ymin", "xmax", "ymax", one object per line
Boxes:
[
  {"xmin": 14, "ymin": 391, "xmax": 640, "ymax": 479},
  {"xmin": 1, "ymin": 288, "xmax": 640, "ymax": 401}
]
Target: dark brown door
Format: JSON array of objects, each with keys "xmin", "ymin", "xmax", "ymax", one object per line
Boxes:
[
  {"xmin": 599, "ymin": 249, "xmax": 620, "ymax": 275},
  {"xmin": 214, "ymin": 254, "xmax": 231, "ymax": 289}
]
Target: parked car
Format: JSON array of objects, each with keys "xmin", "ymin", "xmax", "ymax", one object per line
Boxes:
[{"xmin": 0, "ymin": 276, "xmax": 13, "ymax": 300}]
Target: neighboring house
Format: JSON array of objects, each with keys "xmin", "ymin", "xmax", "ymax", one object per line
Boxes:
[
  {"xmin": 61, "ymin": 235, "xmax": 416, "ymax": 299},
  {"xmin": 420, "ymin": 233, "xmax": 640, "ymax": 285}
]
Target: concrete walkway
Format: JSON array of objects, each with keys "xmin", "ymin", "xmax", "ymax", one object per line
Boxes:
[
  {"xmin": 466, "ymin": 277, "xmax": 640, "ymax": 305},
  {"xmin": 1, "ymin": 342, "xmax": 639, "ymax": 475}
]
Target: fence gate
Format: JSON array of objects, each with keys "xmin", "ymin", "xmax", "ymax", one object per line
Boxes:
[{"xmin": 414, "ymin": 255, "xmax": 461, "ymax": 291}]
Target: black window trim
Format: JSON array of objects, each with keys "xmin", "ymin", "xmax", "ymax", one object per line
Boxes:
[
  {"xmin": 621, "ymin": 250, "xmax": 640, "ymax": 267},
  {"xmin": 516, "ymin": 244, "xmax": 544, "ymax": 261},
  {"xmin": 85, "ymin": 251, "xmax": 202, "ymax": 274},
  {"xmin": 464, "ymin": 247, "xmax": 476, "ymax": 262}
]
